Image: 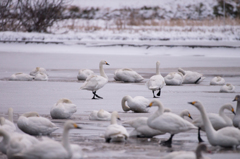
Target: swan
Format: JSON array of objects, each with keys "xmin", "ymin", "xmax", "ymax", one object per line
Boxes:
[
  {"xmin": 0, "ymin": 108, "xmax": 16, "ymax": 132},
  {"xmin": 178, "ymin": 68, "xmax": 205, "ymax": 84},
  {"xmin": 0, "ymin": 129, "xmax": 39, "ymax": 157},
  {"xmin": 189, "ymin": 101, "xmax": 240, "ymax": 147},
  {"xmin": 104, "ymin": 111, "xmax": 129, "ymax": 142},
  {"xmin": 17, "ymin": 112, "xmax": 59, "ymax": 135},
  {"xmin": 161, "ymin": 143, "xmax": 210, "ymax": 159},
  {"xmin": 77, "ymin": 69, "xmax": 94, "ymax": 80},
  {"xmin": 30, "ymin": 67, "xmax": 48, "ymax": 76},
  {"xmin": 80, "ymin": 60, "xmax": 109, "ymax": 99},
  {"xmin": 14, "ymin": 120, "xmax": 82, "ymax": 159},
  {"xmin": 192, "ymin": 103, "xmax": 235, "ymax": 143},
  {"xmin": 233, "ymin": 95, "xmax": 240, "ymax": 128},
  {"xmin": 147, "ymin": 99, "xmax": 197, "ymax": 147},
  {"xmin": 121, "ymin": 95, "xmax": 150, "ymax": 113},
  {"xmin": 124, "ymin": 109, "xmax": 193, "ymax": 138},
  {"xmin": 146, "ymin": 61, "xmax": 165, "ymax": 98},
  {"xmin": 34, "ymin": 72, "xmax": 48, "ymax": 81},
  {"xmin": 210, "ymin": 76, "xmax": 225, "ymax": 85},
  {"xmin": 220, "ymin": 83, "xmax": 235, "ymax": 93},
  {"xmin": 89, "ymin": 109, "xmax": 111, "ymax": 121},
  {"xmin": 50, "ymin": 98, "xmax": 77, "ymax": 119},
  {"xmin": 9, "ymin": 73, "xmax": 34, "ymax": 81},
  {"xmin": 164, "ymin": 72, "xmax": 184, "ymax": 85},
  {"xmin": 114, "ymin": 68, "xmax": 144, "ymax": 83}
]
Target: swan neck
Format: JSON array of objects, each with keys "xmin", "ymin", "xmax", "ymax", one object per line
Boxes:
[
  {"xmin": 62, "ymin": 128, "xmax": 72, "ymax": 158},
  {"xmin": 121, "ymin": 96, "xmax": 131, "ymax": 112},
  {"xmin": 179, "ymin": 112, "xmax": 184, "ymax": 118},
  {"xmin": 178, "ymin": 68, "xmax": 186, "ymax": 75},
  {"xmin": 156, "ymin": 63, "xmax": 160, "ymax": 75},
  {"xmin": 99, "ymin": 63, "xmax": 108, "ymax": 79},
  {"xmin": 195, "ymin": 147, "xmax": 203, "ymax": 159},
  {"xmin": 8, "ymin": 108, "xmax": 13, "ymax": 122},
  {"xmin": 111, "ymin": 114, "xmax": 117, "ymax": 124},
  {"xmin": 236, "ymin": 101, "xmax": 240, "ymax": 114},
  {"xmin": 0, "ymin": 130, "xmax": 10, "ymax": 145}
]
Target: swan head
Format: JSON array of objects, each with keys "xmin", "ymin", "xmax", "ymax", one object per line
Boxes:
[
  {"xmin": 188, "ymin": 101, "xmax": 203, "ymax": 110},
  {"xmin": 36, "ymin": 67, "xmax": 40, "ymax": 71},
  {"xmin": 57, "ymin": 98, "xmax": 72, "ymax": 104},
  {"xmin": 181, "ymin": 110, "xmax": 193, "ymax": 120},
  {"xmin": 8, "ymin": 108, "xmax": 13, "ymax": 114},
  {"xmin": 223, "ymin": 104, "xmax": 235, "ymax": 115},
  {"xmin": 0, "ymin": 117, "xmax": 5, "ymax": 125},
  {"xmin": 233, "ymin": 95, "xmax": 240, "ymax": 102},
  {"xmin": 100, "ymin": 60, "xmax": 109, "ymax": 66},
  {"xmin": 147, "ymin": 99, "xmax": 162, "ymax": 108},
  {"xmin": 111, "ymin": 111, "xmax": 121, "ymax": 121},
  {"xmin": 22, "ymin": 112, "xmax": 40, "ymax": 117},
  {"xmin": 156, "ymin": 61, "xmax": 160, "ymax": 66},
  {"xmin": 195, "ymin": 143, "xmax": 209, "ymax": 158},
  {"xmin": 64, "ymin": 120, "xmax": 81, "ymax": 130}
]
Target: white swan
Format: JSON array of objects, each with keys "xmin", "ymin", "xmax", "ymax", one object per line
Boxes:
[
  {"xmin": 0, "ymin": 129, "xmax": 39, "ymax": 158},
  {"xmin": 210, "ymin": 76, "xmax": 225, "ymax": 85},
  {"xmin": 80, "ymin": 60, "xmax": 109, "ymax": 99},
  {"xmin": 147, "ymin": 100, "xmax": 197, "ymax": 147},
  {"xmin": 17, "ymin": 112, "xmax": 59, "ymax": 135},
  {"xmin": 50, "ymin": 98, "xmax": 77, "ymax": 119},
  {"xmin": 114, "ymin": 68, "xmax": 144, "ymax": 83},
  {"xmin": 104, "ymin": 111, "xmax": 129, "ymax": 142},
  {"xmin": 121, "ymin": 95, "xmax": 150, "ymax": 113},
  {"xmin": 30, "ymin": 67, "xmax": 48, "ymax": 76},
  {"xmin": 162, "ymin": 143, "xmax": 210, "ymax": 159},
  {"xmin": 14, "ymin": 120, "xmax": 82, "ymax": 159},
  {"xmin": 164, "ymin": 72, "xmax": 184, "ymax": 85},
  {"xmin": 189, "ymin": 101, "xmax": 240, "ymax": 147},
  {"xmin": 220, "ymin": 83, "xmax": 235, "ymax": 93},
  {"xmin": 233, "ymin": 95, "xmax": 240, "ymax": 128},
  {"xmin": 34, "ymin": 72, "xmax": 48, "ymax": 81},
  {"xmin": 0, "ymin": 108, "xmax": 16, "ymax": 132},
  {"xmin": 178, "ymin": 68, "xmax": 205, "ymax": 84},
  {"xmin": 77, "ymin": 69, "xmax": 94, "ymax": 80},
  {"xmin": 9, "ymin": 73, "xmax": 34, "ymax": 81},
  {"xmin": 193, "ymin": 103, "xmax": 235, "ymax": 143},
  {"xmin": 146, "ymin": 61, "xmax": 165, "ymax": 98},
  {"xmin": 89, "ymin": 109, "xmax": 111, "ymax": 121},
  {"xmin": 124, "ymin": 109, "xmax": 193, "ymax": 138}
]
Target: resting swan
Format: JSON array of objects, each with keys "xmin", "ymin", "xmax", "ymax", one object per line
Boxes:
[
  {"xmin": 193, "ymin": 104, "xmax": 235, "ymax": 143},
  {"xmin": 80, "ymin": 60, "xmax": 109, "ymax": 99},
  {"xmin": 77, "ymin": 69, "xmax": 94, "ymax": 80},
  {"xmin": 114, "ymin": 68, "xmax": 144, "ymax": 83},
  {"xmin": 220, "ymin": 83, "xmax": 235, "ymax": 93},
  {"xmin": 189, "ymin": 101, "xmax": 240, "ymax": 147},
  {"xmin": 50, "ymin": 98, "xmax": 77, "ymax": 119},
  {"xmin": 14, "ymin": 120, "xmax": 82, "ymax": 159},
  {"xmin": 104, "ymin": 111, "xmax": 129, "ymax": 142},
  {"xmin": 34, "ymin": 72, "xmax": 48, "ymax": 81},
  {"xmin": 178, "ymin": 68, "xmax": 205, "ymax": 84},
  {"xmin": 147, "ymin": 100, "xmax": 196, "ymax": 147},
  {"xmin": 9, "ymin": 73, "xmax": 34, "ymax": 81},
  {"xmin": 146, "ymin": 61, "xmax": 165, "ymax": 98},
  {"xmin": 164, "ymin": 72, "xmax": 184, "ymax": 85},
  {"xmin": 162, "ymin": 143, "xmax": 210, "ymax": 159},
  {"xmin": 0, "ymin": 108, "xmax": 16, "ymax": 132},
  {"xmin": 233, "ymin": 95, "xmax": 240, "ymax": 128},
  {"xmin": 30, "ymin": 67, "xmax": 48, "ymax": 76},
  {"xmin": 89, "ymin": 109, "xmax": 111, "ymax": 121},
  {"xmin": 123, "ymin": 109, "xmax": 193, "ymax": 138},
  {"xmin": 17, "ymin": 112, "xmax": 59, "ymax": 135},
  {"xmin": 210, "ymin": 76, "xmax": 225, "ymax": 85},
  {"xmin": 121, "ymin": 95, "xmax": 150, "ymax": 113}
]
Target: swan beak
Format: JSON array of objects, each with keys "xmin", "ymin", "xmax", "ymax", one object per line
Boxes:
[
  {"xmin": 106, "ymin": 62, "xmax": 110, "ymax": 65},
  {"xmin": 117, "ymin": 117, "xmax": 121, "ymax": 121},
  {"xmin": 73, "ymin": 124, "xmax": 82, "ymax": 129},
  {"xmin": 233, "ymin": 97, "xmax": 237, "ymax": 101},
  {"xmin": 188, "ymin": 114, "xmax": 193, "ymax": 120},
  {"xmin": 232, "ymin": 108, "xmax": 236, "ymax": 115},
  {"xmin": 188, "ymin": 101, "xmax": 196, "ymax": 105},
  {"xmin": 147, "ymin": 102, "xmax": 153, "ymax": 108}
]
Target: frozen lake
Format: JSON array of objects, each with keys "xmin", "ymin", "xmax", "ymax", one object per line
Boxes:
[{"xmin": 0, "ymin": 43, "xmax": 240, "ymax": 159}]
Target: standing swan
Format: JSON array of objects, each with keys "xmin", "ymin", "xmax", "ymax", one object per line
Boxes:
[
  {"xmin": 189, "ymin": 101, "xmax": 240, "ymax": 147},
  {"xmin": 17, "ymin": 112, "xmax": 59, "ymax": 135},
  {"xmin": 121, "ymin": 95, "xmax": 150, "ymax": 113},
  {"xmin": 104, "ymin": 111, "xmax": 129, "ymax": 142},
  {"xmin": 178, "ymin": 68, "xmax": 205, "ymax": 84},
  {"xmin": 147, "ymin": 100, "xmax": 196, "ymax": 147},
  {"xmin": 210, "ymin": 76, "xmax": 225, "ymax": 85},
  {"xmin": 233, "ymin": 95, "xmax": 240, "ymax": 128},
  {"xmin": 14, "ymin": 120, "xmax": 82, "ymax": 159},
  {"xmin": 114, "ymin": 68, "xmax": 144, "ymax": 83},
  {"xmin": 146, "ymin": 61, "xmax": 165, "ymax": 98},
  {"xmin": 193, "ymin": 104, "xmax": 235, "ymax": 143},
  {"xmin": 80, "ymin": 60, "xmax": 109, "ymax": 99},
  {"xmin": 220, "ymin": 83, "xmax": 235, "ymax": 93}
]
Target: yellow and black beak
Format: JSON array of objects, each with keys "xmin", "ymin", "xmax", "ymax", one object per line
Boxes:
[
  {"xmin": 232, "ymin": 108, "xmax": 236, "ymax": 115},
  {"xmin": 233, "ymin": 97, "xmax": 237, "ymax": 102},
  {"xmin": 188, "ymin": 101, "xmax": 196, "ymax": 105},
  {"xmin": 106, "ymin": 62, "xmax": 110, "ymax": 65},
  {"xmin": 188, "ymin": 114, "xmax": 193, "ymax": 120},
  {"xmin": 73, "ymin": 123, "xmax": 82, "ymax": 129},
  {"xmin": 147, "ymin": 102, "xmax": 153, "ymax": 108}
]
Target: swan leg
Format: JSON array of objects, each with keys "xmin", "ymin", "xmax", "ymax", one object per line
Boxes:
[
  {"xmin": 160, "ymin": 134, "xmax": 174, "ymax": 147},
  {"xmin": 198, "ymin": 127, "xmax": 204, "ymax": 143},
  {"xmin": 152, "ymin": 90, "xmax": 158, "ymax": 98},
  {"xmin": 157, "ymin": 88, "xmax": 161, "ymax": 97},
  {"xmin": 194, "ymin": 77, "xmax": 201, "ymax": 84},
  {"xmin": 95, "ymin": 91, "xmax": 103, "ymax": 99},
  {"xmin": 92, "ymin": 91, "xmax": 98, "ymax": 99}
]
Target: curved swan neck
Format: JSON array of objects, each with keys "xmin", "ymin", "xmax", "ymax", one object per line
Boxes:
[
  {"xmin": 121, "ymin": 96, "xmax": 131, "ymax": 112},
  {"xmin": 156, "ymin": 62, "xmax": 160, "ymax": 75},
  {"xmin": 62, "ymin": 127, "xmax": 72, "ymax": 158},
  {"xmin": 0, "ymin": 129, "xmax": 10, "ymax": 145},
  {"xmin": 178, "ymin": 68, "xmax": 186, "ymax": 75},
  {"xmin": 99, "ymin": 63, "xmax": 108, "ymax": 79},
  {"xmin": 8, "ymin": 108, "xmax": 13, "ymax": 122}
]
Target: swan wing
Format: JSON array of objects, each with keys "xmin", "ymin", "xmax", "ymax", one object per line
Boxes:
[
  {"xmin": 81, "ymin": 75, "xmax": 107, "ymax": 91},
  {"xmin": 114, "ymin": 69, "xmax": 143, "ymax": 82},
  {"xmin": 105, "ymin": 124, "xmax": 129, "ymax": 139}
]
